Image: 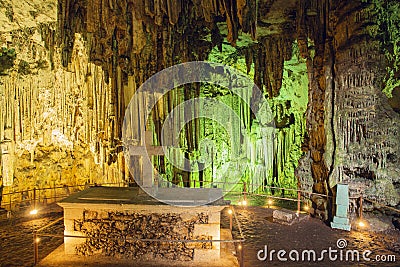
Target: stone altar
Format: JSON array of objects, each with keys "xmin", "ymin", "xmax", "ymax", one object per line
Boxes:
[{"xmin": 58, "ymin": 186, "xmax": 228, "ymax": 262}]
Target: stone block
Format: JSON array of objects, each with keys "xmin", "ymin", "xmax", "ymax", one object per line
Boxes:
[
  {"xmin": 64, "ymin": 230, "xmax": 86, "ymax": 254},
  {"xmin": 331, "ymin": 222, "xmax": 351, "ymax": 231},
  {"xmin": 64, "ymin": 219, "xmax": 75, "ymax": 232},
  {"xmin": 156, "ymin": 188, "xmax": 223, "ymax": 205},
  {"xmin": 208, "ymin": 211, "xmax": 220, "ymax": 224},
  {"xmin": 83, "ymin": 210, "xmax": 98, "ymax": 220},
  {"xmin": 193, "ymin": 224, "xmax": 220, "ymax": 239},
  {"xmin": 193, "ymin": 249, "xmax": 220, "ymax": 261},
  {"xmin": 180, "ymin": 212, "xmax": 199, "ymax": 222},
  {"xmin": 333, "ymin": 216, "xmax": 349, "ymax": 225},
  {"xmin": 332, "ymin": 183, "xmax": 351, "ymax": 231},
  {"xmin": 193, "ymin": 223, "xmax": 220, "ymax": 249},
  {"xmin": 58, "ymin": 188, "xmax": 226, "ymax": 260},
  {"xmin": 335, "ymin": 205, "xmax": 348, "ymax": 217},
  {"xmin": 63, "ymin": 208, "xmax": 84, "ymax": 221},
  {"xmin": 335, "ymin": 184, "xmax": 349, "ymax": 205},
  {"xmin": 272, "ymin": 209, "xmax": 297, "ymax": 225}
]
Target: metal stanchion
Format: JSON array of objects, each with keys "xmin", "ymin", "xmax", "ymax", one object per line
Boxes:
[
  {"xmin": 297, "ymin": 190, "xmax": 301, "ymax": 214},
  {"xmin": 243, "ymin": 182, "xmax": 247, "ymax": 203},
  {"xmin": 53, "ymin": 182, "xmax": 56, "ymax": 202},
  {"xmin": 33, "ymin": 231, "xmax": 39, "ymax": 265},
  {"xmin": 228, "ymin": 208, "xmax": 233, "ymax": 232},
  {"xmin": 33, "ymin": 188, "xmax": 36, "ymax": 210},
  {"xmin": 239, "ymin": 241, "xmax": 244, "ymax": 267}
]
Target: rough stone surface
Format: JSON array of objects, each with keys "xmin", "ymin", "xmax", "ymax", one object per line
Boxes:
[
  {"xmin": 295, "ymin": 0, "xmax": 400, "ymax": 219},
  {"xmin": 0, "ymin": 0, "xmax": 399, "ymax": 222},
  {"xmin": 74, "ymin": 210, "xmax": 210, "ymax": 261},
  {"xmin": 272, "ymin": 209, "xmax": 297, "ymax": 225}
]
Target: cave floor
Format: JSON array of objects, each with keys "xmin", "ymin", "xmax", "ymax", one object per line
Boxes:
[
  {"xmin": 1, "ymin": 205, "xmax": 400, "ymax": 267},
  {"xmin": 230, "ymin": 206, "xmax": 400, "ymax": 266},
  {"xmin": 0, "ymin": 204, "xmax": 64, "ymax": 267}
]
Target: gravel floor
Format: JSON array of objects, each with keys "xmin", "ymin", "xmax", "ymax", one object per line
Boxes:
[
  {"xmin": 0, "ymin": 205, "xmax": 64, "ymax": 267},
  {"xmin": 227, "ymin": 206, "xmax": 400, "ymax": 267}
]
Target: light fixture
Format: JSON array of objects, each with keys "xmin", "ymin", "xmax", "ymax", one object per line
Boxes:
[
  {"xmin": 238, "ymin": 201, "xmax": 242, "ymax": 206},
  {"xmin": 304, "ymin": 205, "xmax": 309, "ymax": 211},
  {"xmin": 30, "ymin": 209, "xmax": 38, "ymax": 215},
  {"xmin": 238, "ymin": 244, "xmax": 242, "ymax": 250},
  {"xmin": 242, "ymin": 200, "xmax": 247, "ymax": 206},
  {"xmin": 228, "ymin": 209, "xmax": 233, "ymax": 215},
  {"xmin": 267, "ymin": 199, "xmax": 273, "ymax": 205},
  {"xmin": 35, "ymin": 238, "xmax": 40, "ymax": 243},
  {"xmin": 358, "ymin": 221, "xmax": 365, "ymax": 228}
]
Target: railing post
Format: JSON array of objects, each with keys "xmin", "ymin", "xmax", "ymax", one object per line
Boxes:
[
  {"xmin": 359, "ymin": 195, "xmax": 363, "ymax": 219},
  {"xmin": 33, "ymin": 188, "xmax": 36, "ymax": 210},
  {"xmin": 243, "ymin": 182, "xmax": 247, "ymax": 202},
  {"xmin": 240, "ymin": 241, "xmax": 244, "ymax": 267},
  {"xmin": 9, "ymin": 193, "xmax": 12, "ymax": 211},
  {"xmin": 33, "ymin": 231, "xmax": 39, "ymax": 265},
  {"xmin": 53, "ymin": 181, "xmax": 56, "ymax": 203},
  {"xmin": 228, "ymin": 208, "xmax": 233, "ymax": 232},
  {"xmin": 297, "ymin": 190, "xmax": 301, "ymax": 214}
]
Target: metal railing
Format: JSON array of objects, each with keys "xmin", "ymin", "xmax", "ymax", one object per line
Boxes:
[
  {"xmin": 27, "ymin": 180, "xmax": 400, "ymax": 267},
  {"xmin": 1, "ymin": 182, "xmax": 127, "ymax": 214}
]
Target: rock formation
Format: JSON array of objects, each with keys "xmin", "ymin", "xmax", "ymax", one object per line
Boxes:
[{"xmin": 0, "ymin": 0, "xmax": 399, "ymax": 221}]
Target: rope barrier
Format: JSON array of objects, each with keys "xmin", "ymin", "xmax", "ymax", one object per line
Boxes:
[
  {"xmin": 364, "ymin": 198, "xmax": 400, "ymax": 214},
  {"xmin": 1, "ymin": 182, "xmax": 126, "ymax": 211}
]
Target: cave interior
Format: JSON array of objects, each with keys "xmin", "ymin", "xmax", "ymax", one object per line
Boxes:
[{"xmin": 0, "ymin": 0, "xmax": 399, "ymax": 221}]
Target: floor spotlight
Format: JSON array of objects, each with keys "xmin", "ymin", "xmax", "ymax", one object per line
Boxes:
[{"xmin": 30, "ymin": 209, "xmax": 38, "ymax": 215}]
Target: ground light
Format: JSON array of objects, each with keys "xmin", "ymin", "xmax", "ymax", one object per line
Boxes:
[
  {"xmin": 228, "ymin": 209, "xmax": 233, "ymax": 215},
  {"xmin": 358, "ymin": 220, "xmax": 366, "ymax": 228},
  {"xmin": 242, "ymin": 200, "xmax": 247, "ymax": 206},
  {"xmin": 303, "ymin": 205, "xmax": 309, "ymax": 211},
  {"xmin": 30, "ymin": 209, "xmax": 38, "ymax": 215}
]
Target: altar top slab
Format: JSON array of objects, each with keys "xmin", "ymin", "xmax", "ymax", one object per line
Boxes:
[{"xmin": 58, "ymin": 186, "xmax": 229, "ymax": 207}]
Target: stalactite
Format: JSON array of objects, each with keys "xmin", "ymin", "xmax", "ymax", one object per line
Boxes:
[{"xmin": 242, "ymin": 36, "xmax": 293, "ymax": 99}]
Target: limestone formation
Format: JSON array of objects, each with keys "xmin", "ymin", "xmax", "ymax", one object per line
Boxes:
[{"xmin": 0, "ymin": 0, "xmax": 399, "ymax": 222}]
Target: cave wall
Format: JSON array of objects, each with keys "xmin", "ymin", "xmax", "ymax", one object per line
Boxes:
[
  {"xmin": 331, "ymin": 1, "xmax": 400, "ymax": 206},
  {"xmin": 296, "ymin": 0, "xmax": 400, "ymax": 218},
  {"xmin": 0, "ymin": 0, "xmax": 255, "ymax": 195},
  {"xmin": 0, "ymin": 20, "xmax": 126, "ymax": 197},
  {"xmin": 0, "ymin": 0, "xmax": 399, "ymax": 216}
]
